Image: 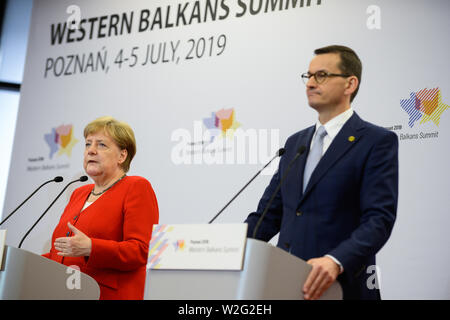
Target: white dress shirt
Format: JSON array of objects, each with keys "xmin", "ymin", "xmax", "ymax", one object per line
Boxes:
[
  {"xmin": 81, "ymin": 201, "xmax": 93, "ymax": 211},
  {"xmin": 309, "ymin": 107, "xmax": 354, "ymax": 155}
]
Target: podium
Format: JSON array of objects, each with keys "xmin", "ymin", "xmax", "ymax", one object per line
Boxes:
[
  {"xmin": 144, "ymin": 238, "xmax": 342, "ymax": 300},
  {"xmin": 0, "ymin": 245, "xmax": 100, "ymax": 299}
]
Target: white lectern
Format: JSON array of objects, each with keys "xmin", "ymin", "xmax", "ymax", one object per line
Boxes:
[
  {"xmin": 144, "ymin": 238, "xmax": 342, "ymax": 300},
  {"xmin": 0, "ymin": 245, "xmax": 100, "ymax": 300}
]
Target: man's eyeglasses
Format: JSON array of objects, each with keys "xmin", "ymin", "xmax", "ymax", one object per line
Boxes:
[{"xmin": 301, "ymin": 71, "xmax": 351, "ymax": 85}]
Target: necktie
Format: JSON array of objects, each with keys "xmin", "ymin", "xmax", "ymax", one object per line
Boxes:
[{"xmin": 303, "ymin": 126, "xmax": 327, "ymax": 192}]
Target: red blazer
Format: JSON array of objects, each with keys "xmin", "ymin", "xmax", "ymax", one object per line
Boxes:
[{"xmin": 43, "ymin": 175, "xmax": 159, "ymax": 300}]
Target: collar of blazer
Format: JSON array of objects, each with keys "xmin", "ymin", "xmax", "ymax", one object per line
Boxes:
[{"xmin": 297, "ymin": 112, "xmax": 366, "ymax": 203}]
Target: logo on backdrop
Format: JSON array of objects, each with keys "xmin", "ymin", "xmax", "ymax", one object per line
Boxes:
[
  {"xmin": 27, "ymin": 124, "xmax": 78, "ymax": 172},
  {"xmin": 170, "ymin": 107, "xmax": 280, "ymax": 173},
  {"xmin": 44, "ymin": 124, "xmax": 79, "ymax": 158},
  {"xmin": 385, "ymin": 88, "xmax": 448, "ymax": 141},
  {"xmin": 203, "ymin": 108, "xmax": 241, "ymax": 142},
  {"xmin": 400, "ymin": 88, "xmax": 449, "ymax": 128}
]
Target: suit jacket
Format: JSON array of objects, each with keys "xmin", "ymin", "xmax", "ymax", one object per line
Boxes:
[
  {"xmin": 43, "ymin": 175, "xmax": 159, "ymax": 300},
  {"xmin": 245, "ymin": 112, "xmax": 398, "ymax": 299}
]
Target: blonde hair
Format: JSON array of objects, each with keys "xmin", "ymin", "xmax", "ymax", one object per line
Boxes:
[{"xmin": 84, "ymin": 116, "xmax": 136, "ymax": 172}]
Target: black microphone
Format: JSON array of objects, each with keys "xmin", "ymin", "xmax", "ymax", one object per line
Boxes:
[
  {"xmin": 0, "ymin": 176, "xmax": 64, "ymax": 227},
  {"xmin": 18, "ymin": 176, "xmax": 88, "ymax": 248},
  {"xmin": 208, "ymin": 148, "xmax": 286, "ymax": 224},
  {"xmin": 252, "ymin": 146, "xmax": 306, "ymax": 239}
]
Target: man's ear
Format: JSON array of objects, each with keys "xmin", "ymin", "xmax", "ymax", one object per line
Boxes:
[{"xmin": 345, "ymin": 76, "xmax": 359, "ymax": 97}]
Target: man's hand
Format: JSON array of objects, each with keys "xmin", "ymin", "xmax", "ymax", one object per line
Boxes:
[
  {"xmin": 54, "ymin": 222, "xmax": 92, "ymax": 257},
  {"xmin": 303, "ymin": 256, "xmax": 341, "ymax": 300}
]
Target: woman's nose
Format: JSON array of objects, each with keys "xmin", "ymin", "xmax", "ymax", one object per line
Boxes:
[{"xmin": 86, "ymin": 144, "xmax": 97, "ymax": 154}]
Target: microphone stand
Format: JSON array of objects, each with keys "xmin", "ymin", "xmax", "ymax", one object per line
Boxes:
[
  {"xmin": 18, "ymin": 176, "xmax": 87, "ymax": 249},
  {"xmin": 252, "ymin": 146, "xmax": 306, "ymax": 239},
  {"xmin": 208, "ymin": 148, "xmax": 285, "ymax": 224},
  {"xmin": 0, "ymin": 177, "xmax": 63, "ymax": 227}
]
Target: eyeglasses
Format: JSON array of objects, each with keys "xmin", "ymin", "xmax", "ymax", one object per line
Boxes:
[{"xmin": 301, "ymin": 71, "xmax": 351, "ymax": 85}]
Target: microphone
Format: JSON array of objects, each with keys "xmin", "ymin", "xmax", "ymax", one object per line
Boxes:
[
  {"xmin": 0, "ymin": 176, "xmax": 64, "ymax": 227},
  {"xmin": 18, "ymin": 176, "xmax": 88, "ymax": 248},
  {"xmin": 252, "ymin": 146, "xmax": 306, "ymax": 239},
  {"xmin": 208, "ymin": 148, "xmax": 285, "ymax": 224}
]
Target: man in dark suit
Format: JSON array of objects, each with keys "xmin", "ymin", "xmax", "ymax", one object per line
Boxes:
[{"xmin": 245, "ymin": 45, "xmax": 398, "ymax": 300}]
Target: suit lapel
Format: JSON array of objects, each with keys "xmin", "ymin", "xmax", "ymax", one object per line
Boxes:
[
  {"xmin": 77, "ymin": 187, "xmax": 93, "ymax": 213},
  {"xmin": 300, "ymin": 113, "xmax": 366, "ymax": 202}
]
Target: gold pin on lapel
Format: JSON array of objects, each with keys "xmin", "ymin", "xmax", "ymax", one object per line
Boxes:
[{"xmin": 348, "ymin": 136, "xmax": 355, "ymax": 142}]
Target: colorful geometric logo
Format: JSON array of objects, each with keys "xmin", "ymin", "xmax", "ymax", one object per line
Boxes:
[
  {"xmin": 400, "ymin": 88, "xmax": 449, "ymax": 128},
  {"xmin": 173, "ymin": 239, "xmax": 185, "ymax": 251},
  {"xmin": 148, "ymin": 224, "xmax": 172, "ymax": 269},
  {"xmin": 202, "ymin": 108, "xmax": 241, "ymax": 141},
  {"xmin": 44, "ymin": 124, "xmax": 79, "ymax": 159}
]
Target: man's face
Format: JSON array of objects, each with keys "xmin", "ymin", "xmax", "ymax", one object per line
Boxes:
[{"xmin": 305, "ymin": 53, "xmax": 350, "ymax": 112}]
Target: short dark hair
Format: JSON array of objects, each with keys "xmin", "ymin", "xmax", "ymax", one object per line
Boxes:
[{"xmin": 314, "ymin": 45, "xmax": 362, "ymax": 102}]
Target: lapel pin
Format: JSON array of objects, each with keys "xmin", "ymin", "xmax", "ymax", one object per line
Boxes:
[{"xmin": 348, "ymin": 136, "xmax": 355, "ymax": 142}]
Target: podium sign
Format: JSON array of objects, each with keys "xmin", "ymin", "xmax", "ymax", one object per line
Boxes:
[{"xmin": 147, "ymin": 224, "xmax": 248, "ymax": 270}]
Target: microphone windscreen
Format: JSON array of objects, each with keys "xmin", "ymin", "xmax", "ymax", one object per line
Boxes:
[
  {"xmin": 54, "ymin": 176, "xmax": 64, "ymax": 182},
  {"xmin": 79, "ymin": 176, "xmax": 89, "ymax": 182},
  {"xmin": 277, "ymin": 148, "xmax": 286, "ymax": 157}
]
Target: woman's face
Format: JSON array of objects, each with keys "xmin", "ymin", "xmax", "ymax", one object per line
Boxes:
[{"xmin": 83, "ymin": 131, "xmax": 127, "ymax": 181}]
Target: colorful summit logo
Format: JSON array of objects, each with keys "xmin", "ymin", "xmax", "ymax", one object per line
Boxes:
[
  {"xmin": 173, "ymin": 239, "xmax": 185, "ymax": 252},
  {"xmin": 202, "ymin": 108, "xmax": 241, "ymax": 141},
  {"xmin": 400, "ymin": 88, "xmax": 449, "ymax": 128},
  {"xmin": 148, "ymin": 224, "xmax": 172, "ymax": 269},
  {"xmin": 44, "ymin": 124, "xmax": 79, "ymax": 159}
]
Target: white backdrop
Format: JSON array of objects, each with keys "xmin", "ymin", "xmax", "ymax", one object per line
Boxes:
[{"xmin": 2, "ymin": 0, "xmax": 450, "ymax": 299}]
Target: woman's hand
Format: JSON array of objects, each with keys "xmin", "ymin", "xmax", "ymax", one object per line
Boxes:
[{"xmin": 54, "ymin": 222, "xmax": 92, "ymax": 257}]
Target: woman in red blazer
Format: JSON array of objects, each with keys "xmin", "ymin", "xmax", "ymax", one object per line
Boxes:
[{"xmin": 42, "ymin": 116, "xmax": 159, "ymax": 300}]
